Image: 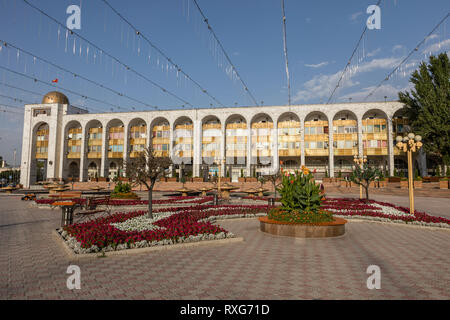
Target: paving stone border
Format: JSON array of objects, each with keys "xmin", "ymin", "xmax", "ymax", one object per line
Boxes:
[
  {"xmin": 53, "ymin": 229, "xmax": 244, "ymax": 260},
  {"xmin": 335, "ymin": 215, "xmax": 450, "ymax": 231}
]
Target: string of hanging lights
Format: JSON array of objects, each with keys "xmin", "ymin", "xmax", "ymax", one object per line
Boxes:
[
  {"xmin": 326, "ymin": 0, "xmax": 383, "ymax": 104},
  {"xmin": 363, "ymin": 11, "xmax": 449, "ymax": 101},
  {"xmin": 100, "ymin": 0, "xmax": 225, "ymax": 108},
  {"xmin": 20, "ymin": 0, "xmax": 194, "ymax": 108},
  {"xmin": 0, "ymin": 40, "xmax": 174, "ymax": 111},
  {"xmin": 190, "ymin": 0, "xmax": 259, "ymax": 106}
]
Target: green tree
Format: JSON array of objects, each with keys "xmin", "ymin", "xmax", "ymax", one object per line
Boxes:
[
  {"xmin": 125, "ymin": 145, "xmax": 171, "ymax": 219},
  {"xmin": 349, "ymin": 163, "xmax": 381, "ymax": 203},
  {"xmin": 398, "ymin": 53, "xmax": 450, "ymax": 165}
]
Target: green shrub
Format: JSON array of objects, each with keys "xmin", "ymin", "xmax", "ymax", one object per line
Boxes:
[
  {"xmin": 276, "ymin": 167, "xmax": 322, "ymax": 214},
  {"xmin": 268, "ymin": 207, "xmax": 333, "ymax": 224},
  {"xmin": 110, "ymin": 192, "xmax": 139, "ymax": 199},
  {"xmin": 414, "ymin": 168, "xmax": 420, "ymax": 180},
  {"xmin": 435, "ymin": 167, "xmax": 441, "ymax": 177},
  {"xmin": 113, "ymin": 181, "xmax": 131, "ymax": 194}
]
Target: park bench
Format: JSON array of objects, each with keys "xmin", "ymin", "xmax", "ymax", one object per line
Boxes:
[
  {"xmin": 48, "ymin": 191, "xmax": 83, "ymax": 200},
  {"xmin": 74, "ymin": 195, "xmax": 112, "ymax": 222}
]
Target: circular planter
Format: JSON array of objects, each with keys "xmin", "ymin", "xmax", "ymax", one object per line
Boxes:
[{"xmin": 259, "ymin": 216, "xmax": 347, "ymax": 238}]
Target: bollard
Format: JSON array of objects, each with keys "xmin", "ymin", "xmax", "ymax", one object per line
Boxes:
[
  {"xmin": 268, "ymin": 198, "xmax": 275, "ymax": 207},
  {"xmin": 213, "ymin": 194, "xmax": 219, "ymax": 205}
]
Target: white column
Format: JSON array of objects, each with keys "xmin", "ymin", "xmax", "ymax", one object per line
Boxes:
[
  {"xmin": 20, "ymin": 107, "xmax": 33, "ymax": 188},
  {"xmin": 79, "ymin": 125, "xmax": 86, "ymax": 181},
  {"xmin": 100, "ymin": 124, "xmax": 107, "ymax": 177},
  {"xmin": 273, "ymin": 122, "xmax": 279, "ymax": 172},
  {"xmin": 246, "ymin": 123, "xmax": 252, "ymax": 176},
  {"xmin": 357, "ymin": 117, "xmax": 364, "ymax": 157},
  {"xmin": 46, "ymin": 120, "xmax": 58, "ymax": 180},
  {"xmin": 387, "ymin": 117, "xmax": 395, "ymax": 176},
  {"xmin": 122, "ymin": 124, "xmax": 129, "ymax": 177},
  {"xmin": 220, "ymin": 123, "xmax": 225, "ymax": 177},
  {"xmin": 328, "ymin": 120, "xmax": 334, "ymax": 178},
  {"xmin": 300, "ymin": 118, "xmax": 305, "ymax": 167},
  {"xmin": 58, "ymin": 128, "xmax": 65, "ymax": 180},
  {"xmin": 193, "ymin": 119, "xmax": 202, "ymax": 177}
]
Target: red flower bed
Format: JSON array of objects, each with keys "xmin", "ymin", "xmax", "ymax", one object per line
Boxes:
[
  {"xmin": 63, "ymin": 204, "xmax": 269, "ymax": 249},
  {"xmin": 322, "ymin": 198, "xmax": 450, "ymax": 225}
]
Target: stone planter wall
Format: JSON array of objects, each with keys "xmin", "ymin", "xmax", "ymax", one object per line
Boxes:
[
  {"xmin": 259, "ymin": 217, "xmax": 347, "ymax": 238},
  {"xmin": 413, "ymin": 181, "xmax": 423, "ymax": 189},
  {"xmin": 439, "ymin": 180, "xmax": 449, "ymax": 189}
]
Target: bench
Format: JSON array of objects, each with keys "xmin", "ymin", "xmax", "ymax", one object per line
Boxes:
[
  {"xmin": 75, "ymin": 195, "xmax": 111, "ymax": 222},
  {"xmin": 49, "ymin": 191, "xmax": 82, "ymax": 200}
]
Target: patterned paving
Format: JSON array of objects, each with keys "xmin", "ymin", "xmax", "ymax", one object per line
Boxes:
[{"xmin": 0, "ymin": 195, "xmax": 449, "ymax": 300}]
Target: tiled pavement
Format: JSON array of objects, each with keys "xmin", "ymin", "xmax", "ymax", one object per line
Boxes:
[{"xmin": 0, "ymin": 195, "xmax": 449, "ymax": 300}]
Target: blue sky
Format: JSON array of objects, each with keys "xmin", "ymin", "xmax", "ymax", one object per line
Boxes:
[{"xmin": 0, "ymin": 0, "xmax": 449, "ymax": 163}]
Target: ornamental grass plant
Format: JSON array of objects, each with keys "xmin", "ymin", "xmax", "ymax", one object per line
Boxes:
[{"xmin": 268, "ymin": 166, "xmax": 333, "ymax": 224}]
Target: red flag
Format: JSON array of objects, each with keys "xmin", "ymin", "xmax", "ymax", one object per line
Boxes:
[{"xmin": 52, "ymin": 78, "xmax": 58, "ymax": 83}]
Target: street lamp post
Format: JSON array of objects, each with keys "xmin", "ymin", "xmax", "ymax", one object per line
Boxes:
[
  {"xmin": 353, "ymin": 154, "xmax": 367, "ymax": 199},
  {"xmin": 395, "ymin": 133, "xmax": 422, "ymax": 214}
]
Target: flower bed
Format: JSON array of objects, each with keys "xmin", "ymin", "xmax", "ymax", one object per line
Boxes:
[
  {"xmin": 58, "ymin": 204, "xmax": 269, "ymax": 254},
  {"xmin": 322, "ymin": 198, "xmax": 450, "ymax": 228}
]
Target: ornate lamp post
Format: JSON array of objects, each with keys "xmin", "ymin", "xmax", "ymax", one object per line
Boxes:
[
  {"xmin": 395, "ymin": 133, "xmax": 422, "ymax": 214},
  {"xmin": 353, "ymin": 154, "xmax": 367, "ymax": 199}
]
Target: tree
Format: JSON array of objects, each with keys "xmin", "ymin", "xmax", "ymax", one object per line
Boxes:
[
  {"xmin": 125, "ymin": 145, "xmax": 171, "ymax": 219},
  {"xmin": 258, "ymin": 175, "xmax": 267, "ymax": 188},
  {"xmin": 398, "ymin": 52, "xmax": 450, "ymax": 165},
  {"xmin": 265, "ymin": 168, "xmax": 283, "ymax": 198},
  {"xmin": 349, "ymin": 163, "xmax": 381, "ymax": 203}
]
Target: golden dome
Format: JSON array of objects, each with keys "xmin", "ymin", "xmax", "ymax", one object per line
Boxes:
[{"xmin": 42, "ymin": 91, "xmax": 69, "ymax": 105}]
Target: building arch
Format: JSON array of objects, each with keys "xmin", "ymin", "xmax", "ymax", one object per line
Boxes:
[
  {"xmin": 304, "ymin": 111, "xmax": 329, "ymax": 164},
  {"xmin": 173, "ymin": 116, "xmax": 193, "ymax": 172},
  {"xmin": 250, "ymin": 113, "xmax": 274, "ymax": 171},
  {"xmin": 225, "ymin": 114, "xmax": 248, "ymax": 176},
  {"xmin": 128, "ymin": 118, "xmax": 147, "ymax": 158},
  {"xmin": 201, "ymin": 115, "xmax": 221, "ymax": 168},
  {"xmin": 31, "ymin": 121, "xmax": 50, "ymax": 183},
  {"xmin": 150, "ymin": 117, "xmax": 170, "ymax": 157},
  {"xmin": 106, "ymin": 119, "xmax": 125, "ymax": 161},
  {"xmin": 332, "ymin": 110, "xmax": 358, "ymax": 160},
  {"xmin": 277, "ymin": 112, "xmax": 301, "ymax": 165},
  {"xmin": 362, "ymin": 109, "xmax": 389, "ymax": 167},
  {"xmin": 84, "ymin": 120, "xmax": 103, "ymax": 178},
  {"xmin": 62, "ymin": 120, "xmax": 82, "ymax": 180}
]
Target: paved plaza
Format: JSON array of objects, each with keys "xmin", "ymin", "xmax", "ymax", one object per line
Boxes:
[{"xmin": 0, "ymin": 194, "xmax": 449, "ymax": 300}]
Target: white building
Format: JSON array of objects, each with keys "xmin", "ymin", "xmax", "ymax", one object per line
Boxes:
[{"xmin": 20, "ymin": 91, "xmax": 414, "ymax": 187}]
